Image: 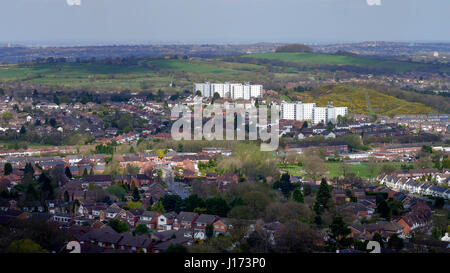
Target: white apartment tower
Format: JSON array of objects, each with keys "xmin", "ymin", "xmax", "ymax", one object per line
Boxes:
[
  {"xmin": 211, "ymin": 83, "xmax": 225, "ymax": 97},
  {"xmin": 193, "ymin": 82, "xmax": 263, "ymax": 100},
  {"xmin": 280, "ymin": 102, "xmax": 316, "ymax": 121},
  {"xmin": 312, "ymin": 107, "xmax": 328, "ymax": 125},
  {"xmin": 232, "ymin": 84, "xmax": 244, "ymax": 99},
  {"xmin": 250, "ymin": 84, "xmax": 263, "ymax": 98},
  {"xmin": 302, "ymin": 103, "xmax": 316, "ymax": 120},
  {"xmin": 281, "ymin": 101, "xmax": 348, "ymax": 124},
  {"xmin": 194, "ymin": 82, "xmax": 212, "ymax": 97},
  {"xmin": 329, "ymin": 106, "xmax": 348, "ymax": 123},
  {"xmin": 281, "ymin": 103, "xmax": 296, "ymax": 120}
]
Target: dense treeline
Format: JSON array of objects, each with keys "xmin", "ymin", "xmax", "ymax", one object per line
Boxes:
[{"xmin": 275, "ymin": 44, "xmax": 313, "ymax": 53}]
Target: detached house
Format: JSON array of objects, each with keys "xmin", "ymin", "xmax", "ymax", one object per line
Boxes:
[
  {"xmin": 105, "ymin": 203, "xmax": 122, "ymax": 219},
  {"xmin": 87, "ymin": 203, "xmax": 108, "ymax": 220},
  {"xmin": 212, "ymin": 218, "xmax": 232, "ymax": 236},
  {"xmin": 157, "ymin": 212, "xmax": 177, "ymax": 231},
  {"xmin": 137, "ymin": 211, "xmax": 159, "ymax": 230},
  {"xmin": 115, "ymin": 209, "xmax": 138, "ymax": 227},
  {"xmin": 193, "ymin": 214, "xmax": 219, "ymax": 240},
  {"xmin": 173, "ymin": 211, "xmax": 199, "ymax": 230}
]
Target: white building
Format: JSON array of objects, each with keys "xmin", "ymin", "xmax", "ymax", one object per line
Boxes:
[
  {"xmin": 250, "ymin": 84, "xmax": 263, "ymax": 98},
  {"xmin": 211, "ymin": 83, "xmax": 225, "ymax": 97},
  {"xmin": 302, "ymin": 103, "xmax": 316, "ymax": 120},
  {"xmin": 280, "ymin": 102, "xmax": 316, "ymax": 121},
  {"xmin": 194, "ymin": 82, "xmax": 212, "ymax": 97},
  {"xmin": 312, "ymin": 107, "xmax": 328, "ymax": 124},
  {"xmin": 232, "ymin": 84, "xmax": 244, "ymax": 99},
  {"xmin": 193, "ymin": 82, "xmax": 263, "ymax": 100},
  {"xmin": 280, "ymin": 101, "xmax": 348, "ymax": 125},
  {"xmin": 325, "ymin": 106, "xmax": 348, "ymax": 124},
  {"xmin": 280, "ymin": 103, "xmax": 296, "ymax": 120},
  {"xmin": 333, "ymin": 107, "xmax": 348, "ymax": 123}
]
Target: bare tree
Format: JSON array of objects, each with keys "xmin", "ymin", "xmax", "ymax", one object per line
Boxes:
[{"xmin": 301, "ymin": 154, "xmax": 326, "ymax": 180}]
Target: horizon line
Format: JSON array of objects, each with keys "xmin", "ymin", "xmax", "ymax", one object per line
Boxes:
[{"xmin": 1, "ymin": 40, "xmax": 450, "ymax": 48}]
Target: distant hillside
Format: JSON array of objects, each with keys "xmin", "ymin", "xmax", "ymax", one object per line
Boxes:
[
  {"xmin": 244, "ymin": 52, "xmax": 450, "ymax": 74},
  {"xmin": 275, "ymin": 44, "xmax": 313, "ymax": 53},
  {"xmin": 296, "ymin": 85, "xmax": 437, "ymax": 116},
  {"xmin": 0, "ymin": 59, "xmax": 265, "ymax": 92}
]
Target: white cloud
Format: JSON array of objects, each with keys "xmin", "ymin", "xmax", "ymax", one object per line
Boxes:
[
  {"xmin": 66, "ymin": 0, "xmax": 81, "ymax": 6},
  {"xmin": 366, "ymin": 0, "xmax": 381, "ymax": 6}
]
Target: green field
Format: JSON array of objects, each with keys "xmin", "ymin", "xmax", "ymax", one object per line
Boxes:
[
  {"xmin": 280, "ymin": 162, "xmax": 403, "ymax": 179},
  {"xmin": 0, "ymin": 58, "xmax": 269, "ymax": 92},
  {"xmin": 326, "ymin": 162, "xmax": 403, "ymax": 178},
  {"xmin": 0, "ymin": 63, "xmax": 153, "ymax": 89},
  {"xmin": 244, "ymin": 52, "xmax": 449, "ymax": 73},
  {"xmin": 0, "ymin": 60, "xmax": 251, "ymax": 90}
]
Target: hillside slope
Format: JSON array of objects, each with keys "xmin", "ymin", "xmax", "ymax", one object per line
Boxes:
[{"xmin": 296, "ymin": 85, "xmax": 437, "ymax": 116}]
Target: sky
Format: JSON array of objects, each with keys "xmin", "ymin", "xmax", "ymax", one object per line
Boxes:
[{"xmin": 0, "ymin": 0, "xmax": 449, "ymax": 45}]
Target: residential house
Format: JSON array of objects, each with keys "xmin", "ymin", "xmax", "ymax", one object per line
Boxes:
[
  {"xmin": 116, "ymin": 232, "xmax": 152, "ymax": 253},
  {"xmin": 157, "ymin": 212, "xmax": 177, "ymax": 231},
  {"xmin": 137, "ymin": 211, "xmax": 159, "ymax": 230},
  {"xmin": 79, "ymin": 226, "xmax": 123, "ymax": 249},
  {"xmin": 173, "ymin": 211, "xmax": 199, "ymax": 230},
  {"xmin": 105, "ymin": 203, "xmax": 122, "ymax": 219},
  {"xmin": 193, "ymin": 214, "xmax": 219, "ymax": 240},
  {"xmin": 53, "ymin": 213, "xmax": 73, "ymax": 225}
]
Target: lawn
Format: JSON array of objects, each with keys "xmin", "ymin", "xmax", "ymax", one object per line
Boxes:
[
  {"xmin": 279, "ymin": 164, "xmax": 305, "ymax": 177},
  {"xmin": 326, "ymin": 162, "xmax": 404, "ymax": 178},
  {"xmin": 280, "ymin": 162, "xmax": 405, "ymax": 179},
  {"xmin": 326, "ymin": 162, "xmax": 375, "ymax": 178}
]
